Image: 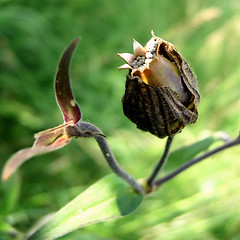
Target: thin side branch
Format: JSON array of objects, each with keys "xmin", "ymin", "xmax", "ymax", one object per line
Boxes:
[
  {"xmin": 147, "ymin": 136, "xmax": 174, "ymax": 188},
  {"xmin": 154, "ymin": 133, "xmax": 240, "ymax": 187}
]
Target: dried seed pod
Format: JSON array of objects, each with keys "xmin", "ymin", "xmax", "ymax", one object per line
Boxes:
[{"xmin": 118, "ymin": 31, "xmax": 200, "ymax": 138}]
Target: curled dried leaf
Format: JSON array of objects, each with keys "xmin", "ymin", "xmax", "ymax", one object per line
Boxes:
[
  {"xmin": 1, "ymin": 124, "xmax": 73, "ymax": 181},
  {"xmin": 55, "ymin": 37, "xmax": 82, "ymax": 124},
  {"xmin": 1, "ymin": 145, "xmax": 68, "ymax": 181},
  {"xmin": 1, "ymin": 37, "xmax": 83, "ymax": 181}
]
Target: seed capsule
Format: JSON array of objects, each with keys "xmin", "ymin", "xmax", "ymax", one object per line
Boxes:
[{"xmin": 118, "ymin": 31, "xmax": 200, "ymax": 138}]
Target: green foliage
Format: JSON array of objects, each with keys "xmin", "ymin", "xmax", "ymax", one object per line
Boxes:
[
  {"xmin": 28, "ymin": 175, "xmax": 143, "ymax": 240},
  {"xmin": 166, "ymin": 134, "xmax": 227, "ymax": 172},
  {"xmin": 0, "ymin": 0, "xmax": 240, "ymax": 239},
  {"xmin": 27, "ymin": 135, "xmax": 222, "ymax": 239}
]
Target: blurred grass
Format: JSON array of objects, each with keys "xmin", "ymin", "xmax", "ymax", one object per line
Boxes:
[{"xmin": 0, "ymin": 0, "xmax": 240, "ymax": 239}]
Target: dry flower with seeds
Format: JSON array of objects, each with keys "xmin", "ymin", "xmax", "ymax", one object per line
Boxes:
[{"xmin": 118, "ymin": 31, "xmax": 200, "ymax": 138}]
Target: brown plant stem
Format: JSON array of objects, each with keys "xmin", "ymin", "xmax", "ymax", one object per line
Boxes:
[
  {"xmin": 154, "ymin": 133, "xmax": 240, "ymax": 187},
  {"xmin": 75, "ymin": 122, "xmax": 143, "ymax": 193}
]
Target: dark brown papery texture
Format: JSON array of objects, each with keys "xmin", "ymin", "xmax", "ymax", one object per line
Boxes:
[{"xmin": 122, "ymin": 40, "xmax": 200, "ymax": 138}]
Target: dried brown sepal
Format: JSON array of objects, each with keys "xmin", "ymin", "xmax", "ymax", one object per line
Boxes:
[
  {"xmin": 119, "ymin": 32, "xmax": 200, "ymax": 138},
  {"xmin": 122, "ymin": 74, "xmax": 198, "ymax": 138}
]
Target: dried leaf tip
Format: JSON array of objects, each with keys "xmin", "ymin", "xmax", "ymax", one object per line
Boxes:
[{"xmin": 55, "ymin": 37, "xmax": 82, "ymax": 124}]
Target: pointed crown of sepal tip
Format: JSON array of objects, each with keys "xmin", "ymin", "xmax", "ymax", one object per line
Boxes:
[
  {"xmin": 118, "ymin": 31, "xmax": 158, "ymax": 72},
  {"xmin": 118, "ymin": 53, "xmax": 135, "ymax": 64},
  {"xmin": 118, "ymin": 63, "xmax": 133, "ymax": 70},
  {"xmin": 117, "ymin": 53, "xmax": 135, "ymax": 70},
  {"xmin": 133, "ymin": 39, "xmax": 146, "ymax": 56}
]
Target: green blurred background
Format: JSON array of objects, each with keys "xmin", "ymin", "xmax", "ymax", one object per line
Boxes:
[{"xmin": 0, "ymin": 0, "xmax": 240, "ymax": 239}]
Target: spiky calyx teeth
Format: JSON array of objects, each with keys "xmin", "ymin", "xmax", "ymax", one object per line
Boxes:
[
  {"xmin": 118, "ymin": 33, "xmax": 187, "ymax": 103},
  {"xmin": 133, "ymin": 39, "xmax": 146, "ymax": 56}
]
